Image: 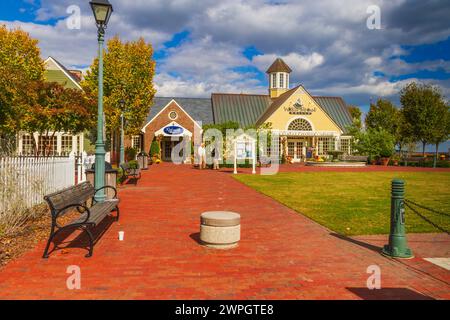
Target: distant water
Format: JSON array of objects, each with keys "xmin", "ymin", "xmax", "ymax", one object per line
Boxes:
[{"xmin": 418, "ymin": 140, "xmax": 450, "ymax": 153}]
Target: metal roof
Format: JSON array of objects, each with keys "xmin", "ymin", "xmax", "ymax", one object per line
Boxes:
[
  {"xmin": 211, "ymin": 93, "xmax": 272, "ymax": 128},
  {"xmin": 266, "ymin": 58, "xmax": 292, "ymax": 74},
  {"xmin": 312, "ymin": 96, "xmax": 353, "ymax": 134},
  {"xmin": 146, "ymin": 97, "xmax": 213, "ymax": 125},
  {"xmin": 213, "ymin": 87, "xmax": 353, "ymax": 133}
]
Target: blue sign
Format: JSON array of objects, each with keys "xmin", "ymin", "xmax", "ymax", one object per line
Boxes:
[{"xmin": 163, "ymin": 126, "xmax": 184, "ymax": 135}]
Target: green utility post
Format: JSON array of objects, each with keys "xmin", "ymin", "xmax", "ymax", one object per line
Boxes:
[
  {"xmin": 382, "ymin": 179, "xmax": 414, "ymax": 259},
  {"xmin": 93, "ymin": 28, "xmax": 106, "ymax": 203},
  {"xmin": 90, "ymin": 0, "xmax": 114, "ymax": 203}
]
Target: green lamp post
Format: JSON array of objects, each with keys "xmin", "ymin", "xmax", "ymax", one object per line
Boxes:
[
  {"xmin": 119, "ymin": 99, "xmax": 125, "ymax": 165},
  {"xmin": 90, "ymin": 0, "xmax": 113, "ymax": 203}
]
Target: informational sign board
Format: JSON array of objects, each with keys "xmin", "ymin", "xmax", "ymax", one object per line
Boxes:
[{"xmin": 234, "ymin": 134, "xmax": 256, "ymax": 175}]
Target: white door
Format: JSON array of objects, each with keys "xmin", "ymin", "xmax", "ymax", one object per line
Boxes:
[{"xmin": 288, "ymin": 140, "xmax": 306, "ymax": 162}]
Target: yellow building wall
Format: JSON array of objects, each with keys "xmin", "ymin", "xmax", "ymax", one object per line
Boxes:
[{"xmin": 265, "ymin": 86, "xmax": 342, "ymax": 133}]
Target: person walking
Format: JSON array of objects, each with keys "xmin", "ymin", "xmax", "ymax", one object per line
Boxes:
[{"xmin": 198, "ymin": 143, "xmax": 206, "ymax": 169}]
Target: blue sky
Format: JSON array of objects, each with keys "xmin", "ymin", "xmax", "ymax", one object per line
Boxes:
[{"xmin": 1, "ymin": 0, "xmax": 449, "ymax": 115}]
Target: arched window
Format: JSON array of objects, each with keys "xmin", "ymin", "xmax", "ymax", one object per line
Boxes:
[{"xmin": 288, "ymin": 118, "xmax": 313, "ymax": 131}]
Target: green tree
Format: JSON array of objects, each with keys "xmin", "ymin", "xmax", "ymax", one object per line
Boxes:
[
  {"xmin": 82, "ymin": 36, "xmax": 156, "ymax": 148},
  {"xmin": 347, "ymin": 105, "xmax": 363, "ymax": 130},
  {"xmin": 0, "ymin": 25, "xmax": 44, "ymax": 135},
  {"xmin": 429, "ymin": 103, "xmax": 450, "ymax": 167},
  {"xmin": 365, "ymin": 99, "xmax": 402, "ymax": 144},
  {"xmin": 400, "ymin": 82, "xmax": 448, "ymax": 158},
  {"xmin": 353, "ymin": 128, "xmax": 395, "ymax": 160},
  {"xmin": 22, "ymin": 81, "xmax": 95, "ymax": 155}
]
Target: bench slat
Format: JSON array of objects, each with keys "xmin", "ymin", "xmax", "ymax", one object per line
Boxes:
[{"xmin": 45, "ymin": 182, "xmax": 95, "ymax": 213}]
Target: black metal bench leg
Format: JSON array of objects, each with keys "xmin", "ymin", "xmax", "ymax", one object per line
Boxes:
[
  {"xmin": 84, "ymin": 228, "xmax": 95, "ymax": 258},
  {"xmin": 42, "ymin": 225, "xmax": 57, "ymax": 259}
]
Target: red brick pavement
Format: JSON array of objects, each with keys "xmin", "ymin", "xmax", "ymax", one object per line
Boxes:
[{"xmin": 0, "ymin": 163, "xmax": 449, "ymax": 300}]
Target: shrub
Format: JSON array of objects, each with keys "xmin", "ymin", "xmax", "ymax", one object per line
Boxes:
[
  {"xmin": 128, "ymin": 160, "xmax": 139, "ymax": 169},
  {"xmin": 125, "ymin": 147, "xmax": 138, "ymax": 161},
  {"xmin": 150, "ymin": 140, "xmax": 160, "ymax": 157},
  {"xmin": 354, "ymin": 128, "xmax": 395, "ymax": 159}
]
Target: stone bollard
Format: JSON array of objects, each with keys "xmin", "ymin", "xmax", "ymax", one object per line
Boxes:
[
  {"xmin": 382, "ymin": 179, "xmax": 414, "ymax": 259},
  {"xmin": 200, "ymin": 211, "xmax": 241, "ymax": 249}
]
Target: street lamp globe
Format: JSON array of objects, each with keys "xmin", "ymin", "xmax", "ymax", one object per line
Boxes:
[{"xmin": 89, "ymin": 0, "xmax": 113, "ymax": 30}]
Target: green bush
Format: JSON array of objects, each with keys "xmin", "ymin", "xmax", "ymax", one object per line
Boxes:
[
  {"xmin": 354, "ymin": 128, "xmax": 395, "ymax": 158},
  {"xmin": 125, "ymin": 147, "xmax": 138, "ymax": 161},
  {"xmin": 150, "ymin": 140, "xmax": 160, "ymax": 157},
  {"xmin": 128, "ymin": 160, "xmax": 139, "ymax": 169},
  {"xmin": 398, "ymin": 160, "xmax": 450, "ymax": 168}
]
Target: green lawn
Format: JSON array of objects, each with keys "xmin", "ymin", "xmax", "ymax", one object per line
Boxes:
[{"xmin": 234, "ymin": 172, "xmax": 450, "ymax": 236}]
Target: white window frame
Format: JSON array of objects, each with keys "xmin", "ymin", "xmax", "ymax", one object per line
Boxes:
[{"xmin": 131, "ymin": 135, "xmax": 141, "ymax": 153}]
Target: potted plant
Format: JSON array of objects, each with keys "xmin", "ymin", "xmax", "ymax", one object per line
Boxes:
[{"xmin": 391, "ymin": 154, "xmax": 400, "ymax": 166}]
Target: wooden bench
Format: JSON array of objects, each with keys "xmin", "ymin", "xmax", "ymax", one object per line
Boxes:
[
  {"xmin": 42, "ymin": 181, "xmax": 120, "ymax": 258},
  {"xmin": 120, "ymin": 163, "xmax": 142, "ymax": 184}
]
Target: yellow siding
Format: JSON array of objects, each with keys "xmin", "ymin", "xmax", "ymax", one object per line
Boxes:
[{"xmin": 265, "ymin": 87, "xmax": 342, "ymax": 132}]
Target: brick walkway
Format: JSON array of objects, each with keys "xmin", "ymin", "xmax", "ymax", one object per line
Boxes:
[{"xmin": 0, "ymin": 163, "xmax": 449, "ymax": 300}]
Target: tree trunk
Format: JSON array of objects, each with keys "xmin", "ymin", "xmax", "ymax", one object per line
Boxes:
[
  {"xmin": 422, "ymin": 141, "xmax": 426, "ymax": 158},
  {"xmin": 434, "ymin": 143, "xmax": 439, "ymax": 168}
]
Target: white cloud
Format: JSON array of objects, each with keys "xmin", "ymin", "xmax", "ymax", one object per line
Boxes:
[
  {"xmin": 253, "ymin": 52, "xmax": 325, "ymax": 76},
  {"xmin": 2, "ymin": 0, "xmax": 449, "ymax": 106}
]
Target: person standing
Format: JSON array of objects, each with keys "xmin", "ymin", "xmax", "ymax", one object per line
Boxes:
[
  {"xmin": 212, "ymin": 145, "xmax": 220, "ymax": 170},
  {"xmin": 198, "ymin": 143, "xmax": 206, "ymax": 169}
]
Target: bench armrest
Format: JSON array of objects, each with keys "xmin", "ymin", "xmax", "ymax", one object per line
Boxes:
[
  {"xmin": 94, "ymin": 185, "xmax": 118, "ymax": 199},
  {"xmin": 55, "ymin": 204, "xmax": 91, "ymax": 226}
]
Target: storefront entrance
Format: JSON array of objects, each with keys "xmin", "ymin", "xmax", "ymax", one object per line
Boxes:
[
  {"xmin": 162, "ymin": 137, "xmax": 186, "ymax": 162},
  {"xmin": 287, "ymin": 139, "xmax": 307, "ymax": 162}
]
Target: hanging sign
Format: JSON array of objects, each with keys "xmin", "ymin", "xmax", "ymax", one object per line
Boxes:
[{"xmin": 163, "ymin": 126, "xmax": 184, "ymax": 135}]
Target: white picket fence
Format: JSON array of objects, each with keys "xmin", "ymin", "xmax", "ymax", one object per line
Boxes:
[{"xmin": 0, "ymin": 157, "xmax": 76, "ymax": 212}]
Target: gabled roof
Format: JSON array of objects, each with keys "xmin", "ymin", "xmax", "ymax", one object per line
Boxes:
[
  {"xmin": 144, "ymin": 97, "xmax": 213, "ymax": 127},
  {"xmin": 44, "ymin": 57, "xmax": 83, "ymax": 90},
  {"xmin": 266, "ymin": 58, "xmax": 292, "ymax": 74},
  {"xmin": 255, "ymin": 87, "xmax": 298, "ymax": 126},
  {"xmin": 211, "ymin": 93, "xmax": 272, "ymax": 128}
]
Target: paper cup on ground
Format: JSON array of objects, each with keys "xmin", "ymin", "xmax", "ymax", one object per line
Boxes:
[{"xmin": 118, "ymin": 231, "xmax": 125, "ymax": 241}]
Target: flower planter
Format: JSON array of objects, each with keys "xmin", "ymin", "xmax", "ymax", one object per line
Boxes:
[{"xmin": 381, "ymin": 157, "xmax": 390, "ymax": 166}]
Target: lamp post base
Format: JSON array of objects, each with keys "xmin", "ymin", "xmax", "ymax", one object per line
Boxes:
[{"xmin": 381, "ymin": 244, "xmax": 414, "ymax": 259}]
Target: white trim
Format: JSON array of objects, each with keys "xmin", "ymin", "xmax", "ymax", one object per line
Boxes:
[
  {"xmin": 142, "ymin": 99, "xmax": 203, "ymax": 133},
  {"xmin": 154, "ymin": 121, "xmax": 193, "ymax": 137},
  {"xmin": 286, "ymin": 116, "xmax": 315, "ymax": 131},
  {"xmin": 44, "ymin": 57, "xmax": 83, "ymax": 91}
]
